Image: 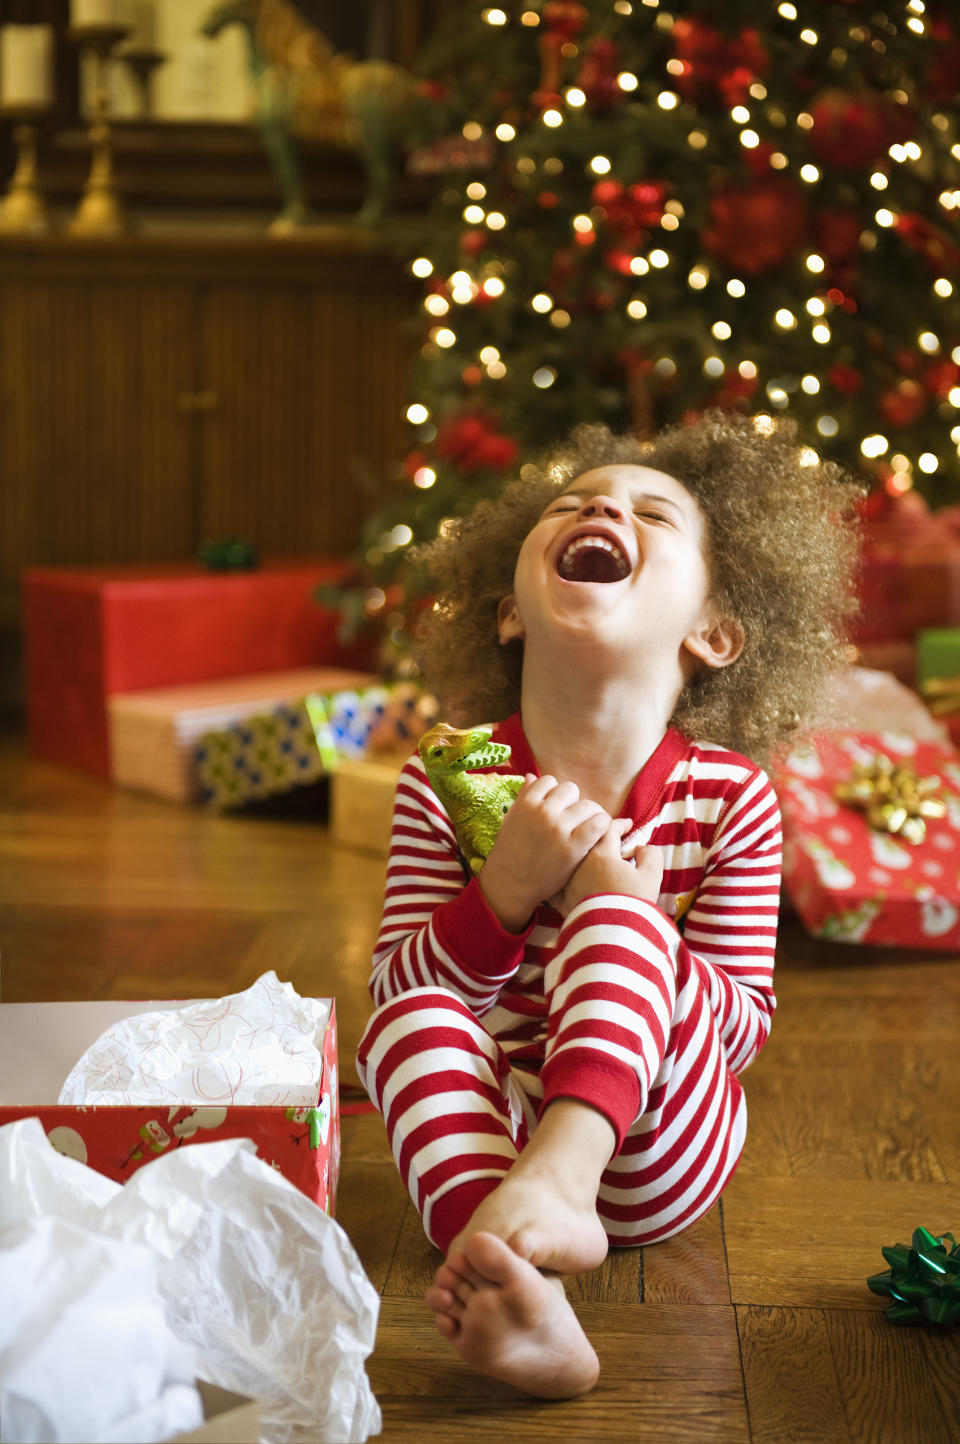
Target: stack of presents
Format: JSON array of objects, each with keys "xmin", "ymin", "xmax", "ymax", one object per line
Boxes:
[
  {"xmin": 22, "ymin": 500, "xmax": 960, "ymax": 950},
  {"xmin": 777, "ymin": 486, "xmax": 960, "ymax": 949},
  {"xmin": 23, "ymin": 557, "xmax": 437, "ymax": 855}
]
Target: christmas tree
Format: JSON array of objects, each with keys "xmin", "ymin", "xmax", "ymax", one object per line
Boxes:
[{"xmin": 351, "ymin": 0, "xmax": 960, "ymax": 648}]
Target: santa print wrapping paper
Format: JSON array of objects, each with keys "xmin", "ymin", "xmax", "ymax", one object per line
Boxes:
[
  {"xmin": 777, "ymin": 731, "xmax": 960, "ymax": 947},
  {"xmin": 0, "ymin": 1003, "xmax": 340, "ymax": 1215}
]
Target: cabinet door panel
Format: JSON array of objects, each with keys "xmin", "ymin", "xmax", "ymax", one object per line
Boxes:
[
  {"xmin": 198, "ymin": 278, "xmax": 410, "ymax": 555},
  {"xmin": 0, "ymin": 278, "xmax": 196, "ymax": 606}
]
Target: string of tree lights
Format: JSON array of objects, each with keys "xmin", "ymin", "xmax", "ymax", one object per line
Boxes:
[{"xmin": 348, "ymin": 0, "xmax": 960, "ymax": 648}]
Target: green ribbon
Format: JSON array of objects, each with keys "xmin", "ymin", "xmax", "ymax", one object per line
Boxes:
[
  {"xmin": 867, "ymin": 1226, "xmax": 960, "ymax": 1325},
  {"xmin": 197, "ymin": 538, "xmax": 258, "ymax": 571}
]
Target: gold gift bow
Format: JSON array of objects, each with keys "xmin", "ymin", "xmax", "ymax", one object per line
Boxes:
[{"xmin": 834, "ymin": 754, "xmax": 946, "ymax": 845}]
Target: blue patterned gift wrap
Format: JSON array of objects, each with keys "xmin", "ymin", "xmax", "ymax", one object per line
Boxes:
[
  {"xmin": 196, "ymin": 695, "xmax": 339, "ymax": 808},
  {"xmin": 325, "ymin": 687, "xmax": 390, "ymax": 759},
  {"xmin": 325, "ymin": 682, "xmax": 440, "ymax": 758},
  {"xmin": 194, "ymin": 685, "xmax": 440, "ymax": 809}
]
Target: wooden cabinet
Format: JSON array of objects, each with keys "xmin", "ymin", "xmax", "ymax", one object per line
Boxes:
[{"xmin": 0, "ymin": 232, "xmax": 415, "ymax": 708}]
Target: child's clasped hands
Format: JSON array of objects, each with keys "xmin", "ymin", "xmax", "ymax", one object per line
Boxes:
[{"xmin": 478, "ymin": 773, "xmax": 665, "ymax": 933}]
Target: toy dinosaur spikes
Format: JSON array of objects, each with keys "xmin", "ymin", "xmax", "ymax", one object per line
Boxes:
[{"xmin": 418, "ymin": 722, "xmax": 524, "ymax": 875}]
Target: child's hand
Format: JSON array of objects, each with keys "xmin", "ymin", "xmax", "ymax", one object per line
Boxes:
[
  {"xmin": 478, "ymin": 774, "xmax": 611, "ymax": 932},
  {"xmin": 554, "ymin": 818, "xmax": 664, "ymax": 918}
]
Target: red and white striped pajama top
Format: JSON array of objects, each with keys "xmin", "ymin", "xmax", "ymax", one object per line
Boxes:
[{"xmin": 356, "ymin": 711, "xmax": 781, "ymax": 1253}]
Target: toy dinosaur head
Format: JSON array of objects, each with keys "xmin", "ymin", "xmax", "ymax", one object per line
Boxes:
[{"xmin": 418, "ymin": 722, "xmax": 512, "ymax": 774}]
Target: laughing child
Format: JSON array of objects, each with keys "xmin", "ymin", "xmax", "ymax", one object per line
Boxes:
[{"xmin": 357, "ymin": 413, "xmax": 859, "ymax": 1398}]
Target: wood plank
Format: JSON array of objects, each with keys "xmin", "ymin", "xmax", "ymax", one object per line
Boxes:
[
  {"xmin": 769, "ymin": 937, "xmax": 960, "ymax": 1045},
  {"xmin": 736, "ymin": 1306, "xmax": 851, "ymax": 1444},
  {"xmin": 723, "ymin": 1175, "xmax": 959, "ymax": 1309},
  {"xmin": 383, "ymin": 1201, "xmax": 444, "ymax": 1299},
  {"xmin": 642, "ymin": 1201, "xmax": 730, "ymax": 1306},
  {"xmin": 736, "ymin": 1040, "xmax": 951, "ymax": 1184},
  {"xmin": 917, "ymin": 1324, "xmax": 960, "ymax": 1439},
  {"xmin": 566, "ymin": 1245, "xmax": 642, "ymax": 1305},
  {"xmin": 823, "ymin": 1308, "xmax": 955, "ymax": 1444},
  {"xmin": 339, "ymin": 1108, "xmax": 391, "ymax": 1166},
  {"xmin": 369, "ymin": 1298, "xmax": 749, "ymax": 1441},
  {"xmin": 336, "ymin": 1159, "xmax": 408, "ymax": 1296}
]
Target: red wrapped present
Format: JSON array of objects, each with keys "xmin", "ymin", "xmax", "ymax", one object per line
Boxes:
[
  {"xmin": 853, "ymin": 491, "xmax": 960, "ymax": 661},
  {"xmin": 0, "ymin": 996, "xmax": 340, "ymax": 1215},
  {"xmin": 776, "ymin": 730, "xmax": 960, "ymax": 946},
  {"xmin": 24, "ymin": 558, "xmax": 375, "ymax": 779}
]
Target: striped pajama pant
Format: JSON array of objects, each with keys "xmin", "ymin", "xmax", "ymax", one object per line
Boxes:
[{"xmin": 356, "ymin": 904, "xmax": 748, "ymax": 1255}]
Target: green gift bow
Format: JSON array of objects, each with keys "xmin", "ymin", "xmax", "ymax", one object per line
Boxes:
[
  {"xmin": 197, "ymin": 537, "xmax": 258, "ymax": 571},
  {"xmin": 868, "ymin": 1226, "xmax": 960, "ymax": 1325}
]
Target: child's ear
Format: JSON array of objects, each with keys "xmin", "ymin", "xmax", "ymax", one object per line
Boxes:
[
  {"xmin": 683, "ymin": 613, "xmax": 745, "ymax": 670},
  {"xmin": 497, "ymin": 593, "xmax": 525, "ymax": 645}
]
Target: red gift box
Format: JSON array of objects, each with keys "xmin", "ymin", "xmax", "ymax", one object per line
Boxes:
[
  {"xmin": 0, "ymin": 999, "xmax": 340, "ymax": 1214},
  {"xmin": 24, "ymin": 558, "xmax": 375, "ymax": 778},
  {"xmin": 853, "ymin": 490, "xmax": 960, "ymax": 654},
  {"xmin": 776, "ymin": 731, "xmax": 960, "ymax": 947}
]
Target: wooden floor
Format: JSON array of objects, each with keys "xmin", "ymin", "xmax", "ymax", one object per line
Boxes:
[{"xmin": 2, "ymin": 730, "xmax": 959, "ymax": 1443}]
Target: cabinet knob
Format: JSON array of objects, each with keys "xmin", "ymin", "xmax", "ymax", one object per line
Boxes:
[{"xmin": 176, "ymin": 390, "xmax": 220, "ymax": 414}]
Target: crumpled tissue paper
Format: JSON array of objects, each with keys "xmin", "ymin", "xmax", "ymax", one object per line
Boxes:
[
  {"xmin": 58, "ymin": 972, "xmax": 330, "ymax": 1108},
  {"xmin": 0, "ymin": 1117, "xmax": 382, "ymax": 1444},
  {"xmin": 0, "ymin": 1120, "xmax": 203, "ymax": 1444}
]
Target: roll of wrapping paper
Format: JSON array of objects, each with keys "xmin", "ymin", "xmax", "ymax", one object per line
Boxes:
[{"xmin": 868, "ymin": 1226, "xmax": 960, "ymax": 1325}]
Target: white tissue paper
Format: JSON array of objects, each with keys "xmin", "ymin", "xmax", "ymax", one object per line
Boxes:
[
  {"xmin": 58, "ymin": 972, "xmax": 331, "ymax": 1108},
  {"xmin": 0, "ymin": 1118, "xmax": 382, "ymax": 1444},
  {"xmin": 0, "ymin": 1121, "xmax": 204, "ymax": 1444}
]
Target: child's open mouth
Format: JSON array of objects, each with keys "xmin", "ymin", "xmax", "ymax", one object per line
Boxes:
[{"xmin": 557, "ymin": 534, "xmax": 631, "ymax": 584}]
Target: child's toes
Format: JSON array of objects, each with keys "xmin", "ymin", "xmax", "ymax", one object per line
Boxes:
[
  {"xmin": 433, "ymin": 1311, "xmax": 459, "ymax": 1338},
  {"xmin": 425, "ymin": 1283, "xmax": 462, "ymax": 1315}
]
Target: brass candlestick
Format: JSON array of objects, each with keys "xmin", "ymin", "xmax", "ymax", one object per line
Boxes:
[
  {"xmin": 118, "ymin": 47, "xmax": 166, "ymax": 118},
  {"xmin": 67, "ymin": 22, "xmax": 131, "ymax": 236},
  {"xmin": 0, "ymin": 104, "xmax": 53, "ymax": 234}
]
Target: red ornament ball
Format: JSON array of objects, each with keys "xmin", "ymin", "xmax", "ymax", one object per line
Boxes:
[
  {"xmin": 542, "ymin": 1, "xmax": 587, "ymax": 37},
  {"xmin": 435, "ymin": 412, "xmax": 519, "ymax": 475},
  {"xmin": 924, "ymin": 357, "xmax": 960, "ymax": 398},
  {"xmin": 878, "ymin": 377, "xmax": 927, "ymax": 429},
  {"xmin": 702, "ymin": 178, "xmax": 808, "ymax": 276},
  {"xmin": 827, "ymin": 363, "xmax": 863, "ymax": 397},
  {"xmin": 460, "ymin": 229, "xmax": 487, "ymax": 257},
  {"xmin": 896, "ymin": 213, "xmax": 960, "ymax": 273},
  {"xmin": 671, "ymin": 19, "xmax": 769, "ymax": 105},
  {"xmin": 814, "ymin": 208, "xmax": 862, "ymax": 265},
  {"xmin": 807, "ymin": 90, "xmax": 895, "ymax": 170}
]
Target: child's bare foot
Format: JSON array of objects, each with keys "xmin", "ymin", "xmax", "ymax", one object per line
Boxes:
[
  {"xmin": 425, "ymin": 1232, "xmax": 599, "ymax": 1399},
  {"xmin": 447, "ymin": 1161, "xmax": 609, "ymax": 1276}
]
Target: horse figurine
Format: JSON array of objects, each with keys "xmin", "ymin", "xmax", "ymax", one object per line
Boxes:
[{"xmin": 200, "ymin": 0, "xmax": 420, "ymax": 230}]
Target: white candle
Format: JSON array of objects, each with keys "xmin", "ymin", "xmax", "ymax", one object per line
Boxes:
[
  {"xmin": 71, "ymin": 0, "xmax": 120, "ymax": 26},
  {"xmin": 128, "ymin": 1, "xmax": 155, "ymax": 49},
  {"xmin": 0, "ymin": 25, "xmax": 53, "ymax": 108}
]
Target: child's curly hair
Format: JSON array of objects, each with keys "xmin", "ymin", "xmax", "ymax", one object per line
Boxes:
[{"xmin": 413, "ymin": 412, "xmax": 862, "ymax": 768}]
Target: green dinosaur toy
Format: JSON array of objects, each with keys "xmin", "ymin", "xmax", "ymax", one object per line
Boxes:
[{"xmin": 418, "ymin": 722, "xmax": 525, "ymax": 875}]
